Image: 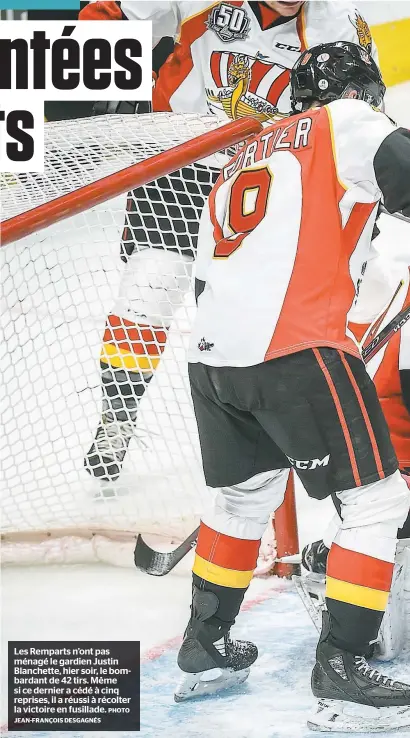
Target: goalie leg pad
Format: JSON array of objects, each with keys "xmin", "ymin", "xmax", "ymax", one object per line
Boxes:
[
  {"xmin": 376, "ymin": 544, "xmax": 409, "ymax": 661},
  {"xmin": 113, "ymin": 247, "xmax": 194, "ymax": 325},
  {"xmin": 293, "ymin": 573, "xmax": 325, "ymax": 633},
  {"xmin": 294, "ymin": 547, "xmax": 408, "ymax": 661}
]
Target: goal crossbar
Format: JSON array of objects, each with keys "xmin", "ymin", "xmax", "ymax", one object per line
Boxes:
[{"xmin": 1, "ymin": 117, "xmax": 261, "ymax": 246}]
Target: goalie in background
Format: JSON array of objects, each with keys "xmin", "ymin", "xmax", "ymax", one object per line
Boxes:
[
  {"xmin": 300, "ymin": 255, "xmax": 410, "ymax": 661},
  {"xmin": 79, "ymin": 0, "xmax": 379, "ymax": 483},
  {"xmin": 174, "ymin": 42, "xmax": 410, "ymax": 732}
]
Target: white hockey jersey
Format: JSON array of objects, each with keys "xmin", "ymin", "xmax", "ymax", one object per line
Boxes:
[
  {"xmin": 82, "ymin": 1, "xmax": 378, "ymax": 120},
  {"xmin": 188, "ymin": 99, "xmax": 396, "ymax": 367}
]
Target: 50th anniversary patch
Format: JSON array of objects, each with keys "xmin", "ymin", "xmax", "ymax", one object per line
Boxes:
[{"xmin": 0, "ymin": 21, "xmax": 152, "ymax": 172}]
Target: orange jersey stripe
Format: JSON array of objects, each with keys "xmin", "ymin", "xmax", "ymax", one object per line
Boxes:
[
  {"xmin": 196, "ymin": 522, "xmax": 261, "ymax": 571},
  {"xmin": 327, "ymin": 543, "xmax": 394, "ymax": 592},
  {"xmin": 313, "ymin": 348, "xmax": 361, "ymax": 486},
  {"xmin": 103, "ymin": 316, "xmax": 168, "ymax": 357},
  {"xmin": 208, "ymin": 174, "xmax": 225, "ymax": 245},
  {"xmin": 268, "ymin": 69, "xmax": 291, "ymax": 107},
  {"xmin": 264, "ymin": 108, "xmax": 373, "ymax": 362},
  {"xmin": 338, "ymin": 350, "xmax": 385, "ymax": 479},
  {"xmin": 296, "ymin": 5, "xmax": 308, "ymax": 52},
  {"xmin": 373, "ymin": 280, "xmax": 410, "ymax": 467},
  {"xmin": 348, "ymin": 320, "xmax": 371, "ymax": 343}
]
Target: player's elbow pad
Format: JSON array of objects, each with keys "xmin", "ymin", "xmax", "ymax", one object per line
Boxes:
[
  {"xmin": 374, "ymin": 128, "xmax": 410, "ymax": 215},
  {"xmin": 79, "ymin": 1, "xmax": 124, "ymax": 20}
]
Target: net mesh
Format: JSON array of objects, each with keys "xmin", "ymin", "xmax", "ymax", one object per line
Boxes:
[{"xmin": 1, "ymin": 113, "xmax": 226, "ymax": 564}]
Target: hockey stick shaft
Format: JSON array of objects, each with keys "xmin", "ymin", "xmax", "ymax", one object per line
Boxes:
[
  {"xmin": 380, "ymin": 204, "xmax": 410, "ymax": 225},
  {"xmin": 135, "ymin": 300, "xmax": 410, "ymax": 575},
  {"xmin": 362, "ymin": 303, "xmax": 410, "ymax": 363}
]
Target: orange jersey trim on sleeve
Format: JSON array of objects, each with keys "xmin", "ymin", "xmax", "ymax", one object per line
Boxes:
[
  {"xmin": 79, "ymin": 1, "xmax": 122, "ymax": 20},
  {"xmin": 153, "ymin": 2, "xmax": 244, "ymax": 112}
]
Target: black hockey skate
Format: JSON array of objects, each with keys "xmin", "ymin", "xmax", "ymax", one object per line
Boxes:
[
  {"xmin": 302, "ymin": 539, "xmax": 329, "ymax": 574},
  {"xmin": 308, "ymin": 612, "xmax": 410, "ymax": 732},
  {"xmin": 175, "ymin": 587, "xmax": 258, "ymax": 702},
  {"xmin": 293, "ymin": 539, "xmax": 329, "ymax": 633}
]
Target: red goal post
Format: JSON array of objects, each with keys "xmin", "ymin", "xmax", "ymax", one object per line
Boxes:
[{"xmin": 1, "ymin": 113, "xmax": 298, "ymax": 573}]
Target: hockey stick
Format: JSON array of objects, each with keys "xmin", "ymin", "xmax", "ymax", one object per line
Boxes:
[
  {"xmin": 134, "ymin": 301, "xmax": 410, "ymax": 575},
  {"xmin": 380, "ymin": 204, "xmax": 410, "ymax": 225},
  {"xmin": 134, "ymin": 527, "xmax": 199, "ymax": 576},
  {"xmin": 361, "ymin": 302, "xmax": 410, "ymax": 363},
  {"xmin": 361, "ymin": 280, "xmax": 404, "ymax": 356}
]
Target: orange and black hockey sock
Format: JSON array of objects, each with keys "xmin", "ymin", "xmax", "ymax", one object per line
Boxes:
[
  {"xmin": 100, "ymin": 314, "xmax": 168, "ymax": 419},
  {"xmin": 191, "ymin": 522, "xmax": 261, "ymax": 627},
  {"xmin": 325, "ymin": 542, "xmax": 394, "ymax": 655}
]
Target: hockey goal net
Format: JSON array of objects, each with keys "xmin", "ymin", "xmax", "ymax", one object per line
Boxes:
[{"xmin": 1, "ymin": 112, "xmax": 298, "ymax": 568}]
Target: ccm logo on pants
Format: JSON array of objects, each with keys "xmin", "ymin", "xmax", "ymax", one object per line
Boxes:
[{"xmin": 287, "ymin": 454, "xmax": 330, "ymax": 470}]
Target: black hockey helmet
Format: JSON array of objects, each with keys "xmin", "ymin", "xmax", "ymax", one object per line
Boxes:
[{"xmin": 290, "ymin": 41, "xmax": 385, "ymax": 113}]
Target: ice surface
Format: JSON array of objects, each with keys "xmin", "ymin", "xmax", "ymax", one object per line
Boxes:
[{"xmin": 2, "ymin": 571, "xmax": 409, "ymax": 738}]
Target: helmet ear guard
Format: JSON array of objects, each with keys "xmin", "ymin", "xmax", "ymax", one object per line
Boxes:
[{"xmin": 290, "ymin": 42, "xmax": 386, "ymax": 113}]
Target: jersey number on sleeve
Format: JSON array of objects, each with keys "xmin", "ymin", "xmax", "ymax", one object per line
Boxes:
[{"xmin": 213, "ymin": 167, "xmax": 272, "ymax": 258}]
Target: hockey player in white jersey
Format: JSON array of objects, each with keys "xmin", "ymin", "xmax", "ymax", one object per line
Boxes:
[
  {"xmin": 79, "ymin": 0, "xmax": 379, "ymax": 483},
  {"xmin": 174, "ymin": 42, "xmax": 410, "ymax": 732}
]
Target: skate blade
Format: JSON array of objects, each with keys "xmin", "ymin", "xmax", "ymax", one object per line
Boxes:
[
  {"xmin": 293, "ymin": 575, "xmax": 325, "ymax": 633},
  {"xmin": 308, "ymin": 699, "xmax": 410, "ymax": 733},
  {"xmin": 174, "ymin": 667, "xmax": 250, "ymax": 703}
]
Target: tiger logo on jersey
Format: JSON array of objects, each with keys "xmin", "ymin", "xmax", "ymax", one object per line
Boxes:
[
  {"xmin": 350, "ymin": 11, "xmax": 373, "ymax": 53},
  {"xmin": 208, "ymin": 51, "xmax": 290, "ymax": 121}
]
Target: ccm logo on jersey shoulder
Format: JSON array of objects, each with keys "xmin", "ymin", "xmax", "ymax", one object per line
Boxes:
[
  {"xmin": 287, "ymin": 454, "xmax": 330, "ymax": 470},
  {"xmin": 275, "ymin": 42, "xmax": 301, "ymax": 52}
]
